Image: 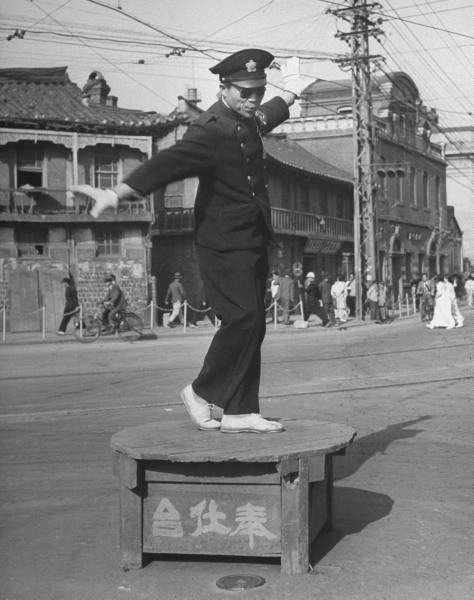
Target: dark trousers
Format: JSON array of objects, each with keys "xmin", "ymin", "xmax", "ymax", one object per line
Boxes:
[
  {"xmin": 304, "ymin": 300, "xmax": 329, "ymax": 325},
  {"xmin": 58, "ymin": 307, "xmax": 79, "ymax": 332},
  {"xmin": 192, "ymin": 246, "xmax": 268, "ymax": 415},
  {"xmin": 347, "ymin": 295, "xmax": 356, "ymax": 317}
]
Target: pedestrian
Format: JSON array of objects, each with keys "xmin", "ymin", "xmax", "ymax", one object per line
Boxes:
[
  {"xmin": 426, "ymin": 275, "xmax": 456, "ymax": 329},
  {"xmin": 277, "ymin": 269, "xmax": 295, "ymax": 325},
  {"xmin": 345, "ymin": 273, "xmax": 356, "ymax": 317},
  {"xmin": 465, "ymin": 275, "xmax": 474, "ymax": 307},
  {"xmin": 164, "ymin": 272, "xmax": 186, "ymax": 327},
  {"xmin": 303, "ymin": 272, "xmax": 329, "ymax": 326},
  {"xmin": 319, "ymin": 275, "xmax": 335, "ymax": 325},
  {"xmin": 331, "ymin": 274, "xmax": 348, "ymax": 323},
  {"xmin": 449, "ymin": 276, "xmax": 464, "ymax": 328},
  {"xmin": 70, "ymin": 49, "xmax": 309, "ymax": 433},
  {"xmin": 377, "ymin": 281, "xmax": 388, "ymax": 322},
  {"xmin": 267, "ymin": 270, "xmax": 280, "ymax": 323},
  {"xmin": 102, "ymin": 274, "xmax": 127, "ymax": 329},
  {"xmin": 416, "ymin": 273, "xmax": 435, "ymax": 322},
  {"xmin": 367, "ymin": 280, "xmax": 379, "ymax": 321},
  {"xmin": 57, "ymin": 277, "xmax": 79, "ymax": 335}
]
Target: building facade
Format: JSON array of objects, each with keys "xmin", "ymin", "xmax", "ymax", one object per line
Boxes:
[
  {"xmin": 276, "ymin": 71, "xmax": 463, "ymax": 298},
  {"xmin": 433, "ymin": 125, "xmax": 473, "ymax": 271},
  {"xmin": 0, "ymin": 67, "xmax": 176, "ymax": 332}
]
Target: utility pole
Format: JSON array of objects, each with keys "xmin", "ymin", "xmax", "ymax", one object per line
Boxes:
[{"xmin": 328, "ymin": 1, "xmax": 384, "ymax": 318}]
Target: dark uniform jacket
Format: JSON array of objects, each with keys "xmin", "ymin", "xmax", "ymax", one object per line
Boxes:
[
  {"xmin": 124, "ymin": 97, "xmax": 289, "ymax": 251},
  {"xmin": 104, "ymin": 284, "xmax": 127, "ymax": 310},
  {"xmin": 64, "ymin": 284, "xmax": 79, "ymax": 313}
]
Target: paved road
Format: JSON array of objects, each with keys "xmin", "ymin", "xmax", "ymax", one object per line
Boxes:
[{"xmin": 1, "ymin": 314, "xmax": 473, "ymax": 600}]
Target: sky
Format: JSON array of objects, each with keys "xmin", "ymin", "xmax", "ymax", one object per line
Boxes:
[{"xmin": 0, "ymin": 0, "xmax": 473, "ymax": 132}]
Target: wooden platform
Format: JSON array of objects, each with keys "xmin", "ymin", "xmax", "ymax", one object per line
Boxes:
[{"xmin": 111, "ymin": 418, "xmax": 356, "ymax": 575}]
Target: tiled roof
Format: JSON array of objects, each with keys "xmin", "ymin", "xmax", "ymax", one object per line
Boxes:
[
  {"xmin": 293, "ymin": 136, "xmax": 354, "ymax": 176},
  {"xmin": 0, "ymin": 67, "xmax": 174, "ymax": 133},
  {"xmin": 263, "ymin": 135, "xmax": 352, "ymax": 184}
]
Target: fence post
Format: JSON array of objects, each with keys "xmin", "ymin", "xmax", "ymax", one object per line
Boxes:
[
  {"xmin": 150, "ymin": 300, "xmax": 155, "ymax": 330},
  {"xmin": 398, "ymin": 296, "xmax": 402, "ymax": 317},
  {"xmin": 41, "ymin": 306, "xmax": 46, "ymax": 340},
  {"xmin": 413, "ymin": 294, "xmax": 417, "ymax": 314},
  {"xmin": 274, "ymin": 301, "xmax": 278, "ymax": 329},
  {"xmin": 2, "ymin": 306, "xmax": 5, "ymax": 342},
  {"xmin": 406, "ymin": 294, "xmax": 409, "ymax": 316},
  {"xmin": 79, "ymin": 304, "xmax": 83, "ymax": 337},
  {"xmin": 183, "ymin": 300, "xmax": 187, "ymax": 333},
  {"xmin": 299, "ymin": 297, "xmax": 304, "ymax": 320}
]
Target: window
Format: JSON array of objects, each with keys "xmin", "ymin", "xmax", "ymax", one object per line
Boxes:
[
  {"xmin": 397, "ymin": 171, "xmax": 404, "ymax": 205},
  {"xmin": 422, "ymin": 172, "xmax": 429, "ymax": 208},
  {"xmin": 96, "ymin": 226, "xmax": 120, "ymax": 256},
  {"xmin": 95, "ymin": 152, "xmax": 119, "ymax": 189},
  {"xmin": 435, "ymin": 176, "xmax": 441, "ymax": 212},
  {"xmin": 17, "ymin": 146, "xmax": 44, "ymax": 187},
  {"xmin": 300, "ymin": 183, "xmax": 309, "ymax": 213},
  {"xmin": 410, "ymin": 167, "xmax": 417, "ymax": 206},
  {"xmin": 17, "ymin": 227, "xmax": 47, "ymax": 256},
  {"xmin": 319, "ymin": 190, "xmax": 328, "ymax": 214},
  {"xmin": 336, "ymin": 193, "xmax": 344, "ymax": 218},
  {"xmin": 164, "ymin": 181, "xmax": 184, "ymax": 208}
]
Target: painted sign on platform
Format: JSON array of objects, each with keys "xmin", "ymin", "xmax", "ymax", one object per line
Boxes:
[{"xmin": 143, "ymin": 484, "xmax": 281, "ymax": 555}]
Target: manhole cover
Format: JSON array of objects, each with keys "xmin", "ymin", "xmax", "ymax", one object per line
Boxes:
[{"xmin": 216, "ymin": 574, "xmax": 266, "ymax": 591}]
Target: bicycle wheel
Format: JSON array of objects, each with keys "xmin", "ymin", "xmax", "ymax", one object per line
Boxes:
[
  {"xmin": 74, "ymin": 315, "xmax": 101, "ymax": 343},
  {"xmin": 117, "ymin": 312, "xmax": 143, "ymax": 342}
]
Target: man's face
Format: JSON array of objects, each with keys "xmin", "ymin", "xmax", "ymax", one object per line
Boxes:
[{"xmin": 222, "ymin": 84, "xmax": 265, "ymax": 119}]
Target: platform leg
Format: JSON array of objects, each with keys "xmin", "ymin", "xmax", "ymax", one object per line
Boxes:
[
  {"xmin": 116, "ymin": 453, "xmax": 143, "ymax": 569},
  {"xmin": 323, "ymin": 454, "xmax": 334, "ymax": 532},
  {"xmin": 280, "ymin": 457, "xmax": 310, "ymax": 574}
]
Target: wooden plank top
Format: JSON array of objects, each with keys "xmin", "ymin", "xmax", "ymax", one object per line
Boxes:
[{"xmin": 111, "ymin": 418, "xmax": 356, "ymax": 463}]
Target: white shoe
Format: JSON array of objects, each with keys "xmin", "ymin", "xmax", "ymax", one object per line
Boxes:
[
  {"xmin": 180, "ymin": 385, "xmax": 220, "ymax": 431},
  {"xmin": 426, "ymin": 323, "xmax": 434, "ymax": 329},
  {"xmin": 56, "ymin": 331, "xmax": 65, "ymax": 335},
  {"xmin": 69, "ymin": 184, "xmax": 118, "ymax": 218},
  {"xmin": 455, "ymin": 322, "xmax": 464, "ymax": 328},
  {"xmin": 446, "ymin": 325, "xmax": 455, "ymax": 330},
  {"xmin": 220, "ymin": 413, "xmax": 284, "ymax": 434}
]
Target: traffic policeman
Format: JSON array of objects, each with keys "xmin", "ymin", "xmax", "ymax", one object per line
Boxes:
[{"xmin": 70, "ymin": 49, "xmax": 311, "ymax": 433}]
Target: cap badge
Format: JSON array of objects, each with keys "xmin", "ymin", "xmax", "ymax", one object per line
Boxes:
[{"xmin": 245, "ymin": 59, "xmax": 257, "ymax": 72}]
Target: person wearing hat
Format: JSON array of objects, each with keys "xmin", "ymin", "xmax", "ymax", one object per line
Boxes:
[
  {"xmin": 303, "ymin": 272, "xmax": 330, "ymax": 327},
  {"xmin": 57, "ymin": 276, "xmax": 79, "ymax": 335},
  {"xmin": 102, "ymin": 274, "xmax": 127, "ymax": 329},
  {"xmin": 69, "ymin": 49, "xmax": 312, "ymax": 433},
  {"xmin": 164, "ymin": 272, "xmax": 187, "ymax": 328}
]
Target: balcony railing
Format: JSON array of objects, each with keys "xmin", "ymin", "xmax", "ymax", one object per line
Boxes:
[
  {"xmin": 155, "ymin": 207, "xmax": 353, "ymax": 241},
  {"xmin": 0, "ymin": 187, "xmax": 151, "ymax": 220}
]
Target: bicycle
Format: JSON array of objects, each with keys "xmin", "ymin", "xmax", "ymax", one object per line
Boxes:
[{"xmin": 73, "ymin": 306, "xmax": 143, "ymax": 343}]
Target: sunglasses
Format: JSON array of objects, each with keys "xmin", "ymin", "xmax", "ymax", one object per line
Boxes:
[{"xmin": 230, "ymin": 84, "xmax": 266, "ymax": 99}]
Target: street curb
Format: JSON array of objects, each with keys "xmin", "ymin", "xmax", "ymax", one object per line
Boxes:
[{"xmin": 0, "ymin": 313, "xmax": 423, "ymax": 346}]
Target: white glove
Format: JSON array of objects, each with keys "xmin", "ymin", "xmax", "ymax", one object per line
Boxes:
[
  {"xmin": 69, "ymin": 184, "xmax": 118, "ymax": 218},
  {"xmin": 281, "ymin": 57, "xmax": 313, "ymax": 98}
]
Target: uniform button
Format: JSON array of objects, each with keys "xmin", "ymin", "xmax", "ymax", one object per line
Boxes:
[
  {"xmin": 247, "ymin": 175, "xmax": 251, "ymax": 181},
  {"xmin": 240, "ymin": 142, "xmax": 244, "ymax": 148},
  {"xmin": 236, "ymin": 125, "xmax": 242, "ymax": 131},
  {"xmin": 246, "ymin": 157, "xmax": 251, "ymax": 164}
]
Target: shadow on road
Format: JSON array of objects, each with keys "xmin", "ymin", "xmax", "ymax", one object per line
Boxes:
[
  {"xmin": 310, "ymin": 415, "xmax": 432, "ymax": 567},
  {"xmin": 334, "ymin": 415, "xmax": 432, "ymax": 481}
]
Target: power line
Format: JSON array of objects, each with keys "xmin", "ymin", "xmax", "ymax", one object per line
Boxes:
[
  {"xmin": 85, "ymin": 0, "xmax": 217, "ymax": 60},
  {"xmin": 30, "ymin": 1, "xmax": 177, "ymax": 109}
]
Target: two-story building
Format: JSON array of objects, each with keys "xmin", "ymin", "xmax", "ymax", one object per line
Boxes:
[
  {"xmin": 275, "ymin": 71, "xmax": 462, "ymax": 298},
  {"xmin": 0, "ymin": 66, "xmax": 177, "ymax": 332}
]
